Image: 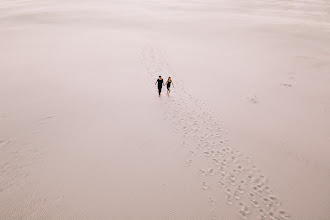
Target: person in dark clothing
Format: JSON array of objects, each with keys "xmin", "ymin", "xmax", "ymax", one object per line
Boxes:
[
  {"xmin": 166, "ymin": 77, "xmax": 174, "ymax": 95},
  {"xmin": 155, "ymin": 76, "xmax": 165, "ymax": 97}
]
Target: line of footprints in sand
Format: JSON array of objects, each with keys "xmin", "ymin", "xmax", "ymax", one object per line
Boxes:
[{"xmin": 140, "ymin": 43, "xmax": 292, "ymax": 220}]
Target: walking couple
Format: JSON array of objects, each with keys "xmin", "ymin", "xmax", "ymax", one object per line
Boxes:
[{"xmin": 155, "ymin": 76, "xmax": 174, "ymax": 97}]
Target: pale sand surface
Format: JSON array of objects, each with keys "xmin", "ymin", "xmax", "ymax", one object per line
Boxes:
[{"xmin": 1, "ymin": 0, "xmax": 330, "ymax": 219}]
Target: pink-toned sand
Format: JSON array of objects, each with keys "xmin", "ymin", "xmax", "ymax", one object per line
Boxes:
[{"xmin": 1, "ymin": 0, "xmax": 329, "ymax": 219}]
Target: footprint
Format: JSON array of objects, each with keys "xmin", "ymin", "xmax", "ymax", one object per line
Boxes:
[
  {"xmin": 226, "ymin": 195, "xmax": 233, "ymax": 205},
  {"xmin": 37, "ymin": 116, "xmax": 54, "ymax": 125},
  {"xmin": 248, "ymin": 175, "xmax": 254, "ymax": 182},
  {"xmin": 233, "ymin": 191, "xmax": 240, "ymax": 200},
  {"xmin": 218, "ymin": 180, "xmax": 225, "ymax": 188},
  {"xmin": 228, "ymin": 179, "xmax": 236, "ymax": 186},
  {"xmin": 280, "ymin": 82, "xmax": 293, "ymax": 87},
  {"xmin": 202, "ymin": 182, "xmax": 208, "ymax": 190},
  {"xmin": 238, "ymin": 202, "xmax": 250, "ymax": 218},
  {"xmin": 240, "ymin": 180, "xmax": 246, "ymax": 186},
  {"xmin": 186, "ymin": 159, "xmax": 192, "ymax": 166},
  {"xmin": 247, "ymin": 95, "xmax": 258, "ymax": 104},
  {"xmin": 264, "ymin": 186, "xmax": 271, "ymax": 193},
  {"xmin": 278, "ymin": 210, "xmax": 291, "ymax": 219},
  {"xmin": 226, "ymin": 188, "xmax": 233, "ymax": 195},
  {"xmin": 257, "ymin": 215, "xmax": 267, "ymax": 220},
  {"xmin": 251, "ymin": 199, "xmax": 260, "ymax": 207},
  {"xmin": 228, "ymin": 173, "xmax": 236, "ymax": 181},
  {"xmin": 239, "ymin": 210, "xmax": 248, "ymax": 219},
  {"xmin": 252, "ymin": 186, "xmax": 262, "ymax": 195},
  {"xmin": 249, "ymin": 192, "xmax": 256, "ymax": 199},
  {"xmin": 0, "ymin": 139, "xmax": 11, "ymax": 148},
  {"xmin": 269, "ymin": 196, "xmax": 280, "ymax": 206},
  {"xmin": 263, "ymin": 198, "xmax": 271, "ymax": 205},
  {"xmin": 269, "ymin": 211, "xmax": 278, "ymax": 220},
  {"xmin": 252, "ymin": 165, "xmax": 259, "ymax": 171},
  {"xmin": 208, "ymin": 197, "xmax": 216, "ymax": 206},
  {"xmin": 200, "ymin": 169, "xmax": 207, "ymax": 176},
  {"xmin": 259, "ymin": 208, "xmax": 267, "ymax": 217},
  {"xmin": 239, "ymin": 203, "xmax": 250, "ymax": 213}
]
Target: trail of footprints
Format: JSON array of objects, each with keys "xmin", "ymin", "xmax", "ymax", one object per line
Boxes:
[{"xmin": 141, "ymin": 43, "xmax": 292, "ymax": 220}]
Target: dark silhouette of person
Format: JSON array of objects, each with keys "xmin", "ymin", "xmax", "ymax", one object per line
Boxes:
[
  {"xmin": 166, "ymin": 77, "xmax": 174, "ymax": 95},
  {"xmin": 155, "ymin": 76, "xmax": 165, "ymax": 97}
]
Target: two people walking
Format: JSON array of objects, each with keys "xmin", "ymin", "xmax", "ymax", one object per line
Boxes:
[{"xmin": 155, "ymin": 76, "xmax": 174, "ymax": 97}]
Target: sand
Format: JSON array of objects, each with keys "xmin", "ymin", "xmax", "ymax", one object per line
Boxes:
[{"xmin": 1, "ymin": 0, "xmax": 329, "ymax": 219}]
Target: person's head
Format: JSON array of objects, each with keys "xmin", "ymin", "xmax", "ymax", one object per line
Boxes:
[
  {"xmin": 159, "ymin": 76, "xmax": 162, "ymax": 79},
  {"xmin": 168, "ymin": 77, "xmax": 171, "ymax": 81}
]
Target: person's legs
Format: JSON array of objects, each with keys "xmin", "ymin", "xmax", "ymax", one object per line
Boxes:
[
  {"xmin": 168, "ymin": 85, "xmax": 171, "ymax": 94},
  {"xmin": 158, "ymin": 86, "xmax": 162, "ymax": 96}
]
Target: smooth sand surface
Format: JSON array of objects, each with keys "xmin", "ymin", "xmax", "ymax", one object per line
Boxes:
[{"xmin": 1, "ymin": 0, "xmax": 329, "ymax": 219}]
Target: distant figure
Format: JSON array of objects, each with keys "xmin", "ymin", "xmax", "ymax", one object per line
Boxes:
[
  {"xmin": 166, "ymin": 77, "xmax": 174, "ymax": 95},
  {"xmin": 155, "ymin": 76, "xmax": 165, "ymax": 97}
]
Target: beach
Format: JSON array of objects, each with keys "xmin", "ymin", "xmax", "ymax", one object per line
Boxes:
[{"xmin": 1, "ymin": 0, "xmax": 329, "ymax": 219}]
